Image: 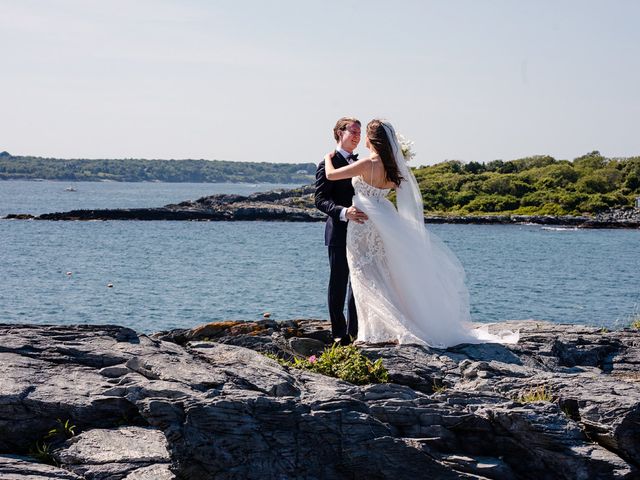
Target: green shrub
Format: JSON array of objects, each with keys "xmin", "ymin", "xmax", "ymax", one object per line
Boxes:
[
  {"xmin": 623, "ymin": 172, "xmax": 640, "ymax": 192},
  {"xmin": 509, "ymin": 155, "xmax": 557, "ymax": 172},
  {"xmin": 464, "ymin": 194, "xmax": 520, "ymax": 213},
  {"xmin": 533, "ymin": 163, "xmax": 578, "ymax": 189},
  {"xmin": 265, "ymin": 344, "xmax": 389, "ymax": 385},
  {"xmin": 482, "ymin": 174, "xmax": 533, "ymax": 196},
  {"xmin": 573, "ymin": 151, "xmax": 607, "ymax": 171},
  {"xmin": 451, "ymin": 190, "xmax": 476, "ymax": 207},
  {"xmin": 576, "ymin": 171, "xmax": 621, "ymax": 194},
  {"xmin": 409, "ymin": 152, "xmax": 638, "ymax": 215},
  {"xmin": 535, "ymin": 203, "xmax": 568, "ymax": 215},
  {"xmin": 556, "ymin": 192, "xmax": 588, "ymax": 211},
  {"xmin": 520, "ymin": 191, "xmax": 546, "ymax": 207},
  {"xmin": 464, "ymin": 161, "xmax": 485, "ymax": 174},
  {"xmin": 577, "ymin": 193, "xmax": 628, "ymax": 213}
]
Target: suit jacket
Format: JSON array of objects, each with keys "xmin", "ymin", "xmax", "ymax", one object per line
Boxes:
[{"xmin": 314, "ymin": 151, "xmax": 356, "ymax": 247}]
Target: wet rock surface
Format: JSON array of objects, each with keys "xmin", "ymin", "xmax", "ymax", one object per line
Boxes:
[{"xmin": 1, "ymin": 320, "xmax": 639, "ymax": 479}]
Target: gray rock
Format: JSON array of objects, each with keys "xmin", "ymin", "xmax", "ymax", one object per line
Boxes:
[
  {"xmin": 0, "ymin": 455, "xmax": 83, "ymax": 479},
  {"xmin": 123, "ymin": 464, "xmax": 175, "ymax": 480},
  {"xmin": 55, "ymin": 427, "xmax": 172, "ymax": 480},
  {"xmin": 1, "ymin": 320, "xmax": 638, "ymax": 479}
]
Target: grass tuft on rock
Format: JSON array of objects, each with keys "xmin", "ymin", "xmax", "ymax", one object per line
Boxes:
[
  {"xmin": 516, "ymin": 385, "xmax": 553, "ymax": 403},
  {"xmin": 29, "ymin": 441, "xmax": 56, "ymax": 465},
  {"xmin": 44, "ymin": 418, "xmax": 76, "ymax": 440},
  {"xmin": 265, "ymin": 344, "xmax": 389, "ymax": 385}
]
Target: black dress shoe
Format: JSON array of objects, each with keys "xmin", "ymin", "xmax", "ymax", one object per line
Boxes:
[{"xmin": 339, "ymin": 336, "xmax": 353, "ymax": 346}]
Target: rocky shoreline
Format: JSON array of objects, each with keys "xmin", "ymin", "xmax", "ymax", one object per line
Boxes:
[
  {"xmin": 1, "ymin": 319, "xmax": 639, "ymax": 479},
  {"xmin": 3, "ymin": 185, "xmax": 640, "ymax": 228}
]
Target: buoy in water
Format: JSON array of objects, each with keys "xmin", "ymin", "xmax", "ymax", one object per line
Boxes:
[{"xmin": 107, "ymin": 283, "xmax": 114, "ymax": 288}]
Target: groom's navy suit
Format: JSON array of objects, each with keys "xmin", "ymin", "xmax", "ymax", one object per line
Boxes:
[{"xmin": 315, "ymin": 151, "xmax": 358, "ymax": 342}]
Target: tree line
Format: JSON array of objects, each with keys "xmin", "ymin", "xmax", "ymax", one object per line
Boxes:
[
  {"xmin": 0, "ymin": 152, "xmax": 316, "ymax": 184},
  {"xmin": 3, "ymin": 150, "xmax": 639, "ymax": 215},
  {"xmin": 412, "ymin": 151, "xmax": 640, "ymax": 215}
]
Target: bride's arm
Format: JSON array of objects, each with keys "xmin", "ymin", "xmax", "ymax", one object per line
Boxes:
[{"xmin": 324, "ymin": 153, "xmax": 371, "ymax": 181}]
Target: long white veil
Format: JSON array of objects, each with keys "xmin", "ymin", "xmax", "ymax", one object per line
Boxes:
[{"xmin": 382, "ymin": 122, "xmax": 426, "ymax": 234}]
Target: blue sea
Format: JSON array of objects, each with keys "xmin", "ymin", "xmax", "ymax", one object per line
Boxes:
[{"xmin": 1, "ymin": 180, "xmax": 639, "ymax": 332}]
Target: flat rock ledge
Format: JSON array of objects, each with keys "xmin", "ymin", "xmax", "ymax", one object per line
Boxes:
[
  {"xmin": 1, "ymin": 320, "xmax": 639, "ymax": 479},
  {"xmin": 3, "ymin": 185, "xmax": 640, "ymax": 228},
  {"xmin": 2, "ymin": 186, "xmax": 324, "ymax": 222}
]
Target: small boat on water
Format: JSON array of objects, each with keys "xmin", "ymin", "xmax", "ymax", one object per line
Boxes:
[{"xmin": 64, "ymin": 186, "xmax": 77, "ymax": 192}]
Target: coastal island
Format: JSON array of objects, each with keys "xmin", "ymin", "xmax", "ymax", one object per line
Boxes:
[
  {"xmin": 3, "ymin": 150, "xmax": 640, "ymax": 227},
  {"xmin": 0, "ymin": 151, "xmax": 316, "ymax": 184},
  {"xmin": 4, "ymin": 184, "xmax": 640, "ymax": 228},
  {"xmin": 1, "ymin": 319, "xmax": 638, "ymax": 478}
]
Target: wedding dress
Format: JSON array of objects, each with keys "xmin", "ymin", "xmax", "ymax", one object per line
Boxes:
[{"xmin": 346, "ymin": 123, "xmax": 518, "ymax": 348}]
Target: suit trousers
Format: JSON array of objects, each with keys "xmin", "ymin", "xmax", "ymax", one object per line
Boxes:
[{"xmin": 327, "ymin": 245, "xmax": 358, "ymax": 341}]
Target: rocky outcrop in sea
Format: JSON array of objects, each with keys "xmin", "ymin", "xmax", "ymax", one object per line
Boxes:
[
  {"xmin": 1, "ymin": 320, "xmax": 639, "ymax": 479},
  {"xmin": 3, "ymin": 184, "xmax": 640, "ymax": 227},
  {"xmin": 3, "ymin": 186, "xmax": 323, "ymax": 222},
  {"xmin": 423, "ymin": 207, "xmax": 640, "ymax": 228}
]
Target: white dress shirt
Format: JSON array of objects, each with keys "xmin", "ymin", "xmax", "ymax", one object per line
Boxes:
[{"xmin": 336, "ymin": 148, "xmax": 355, "ymax": 222}]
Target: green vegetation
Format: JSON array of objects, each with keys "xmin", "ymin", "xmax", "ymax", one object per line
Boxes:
[
  {"xmin": 431, "ymin": 379, "xmax": 447, "ymax": 394},
  {"xmin": 265, "ymin": 344, "xmax": 389, "ymax": 385},
  {"xmin": 515, "ymin": 385, "xmax": 553, "ymax": 403},
  {"xmin": 44, "ymin": 418, "xmax": 76, "ymax": 440},
  {"xmin": 630, "ymin": 318, "xmax": 640, "ymax": 330},
  {"xmin": 4, "ymin": 149, "xmax": 639, "ymax": 216},
  {"xmin": 29, "ymin": 418, "xmax": 77, "ymax": 465},
  {"xmin": 264, "ymin": 352, "xmax": 293, "ymax": 367},
  {"xmin": 30, "ymin": 440, "xmax": 55, "ymax": 465},
  {"xmin": 412, "ymin": 151, "xmax": 640, "ymax": 215},
  {"xmin": 0, "ymin": 151, "xmax": 315, "ymax": 183}
]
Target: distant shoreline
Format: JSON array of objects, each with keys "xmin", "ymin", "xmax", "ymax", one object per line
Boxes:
[
  {"xmin": 0, "ymin": 178, "xmax": 306, "ymax": 185},
  {"xmin": 0, "ymin": 154, "xmax": 316, "ymax": 184},
  {"xmin": 4, "ymin": 184, "xmax": 640, "ymax": 228}
]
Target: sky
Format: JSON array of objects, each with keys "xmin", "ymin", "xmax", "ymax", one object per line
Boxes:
[{"xmin": 1, "ymin": 0, "xmax": 639, "ymax": 166}]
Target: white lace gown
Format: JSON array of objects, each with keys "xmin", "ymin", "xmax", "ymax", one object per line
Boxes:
[{"xmin": 347, "ymin": 176, "xmax": 518, "ymax": 348}]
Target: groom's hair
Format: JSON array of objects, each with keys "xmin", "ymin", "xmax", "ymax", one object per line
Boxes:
[{"xmin": 333, "ymin": 117, "xmax": 361, "ymax": 142}]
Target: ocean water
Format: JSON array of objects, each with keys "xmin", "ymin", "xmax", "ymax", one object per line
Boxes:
[
  {"xmin": 0, "ymin": 180, "xmax": 297, "ymax": 217},
  {"xmin": 1, "ymin": 181, "xmax": 639, "ymax": 332}
]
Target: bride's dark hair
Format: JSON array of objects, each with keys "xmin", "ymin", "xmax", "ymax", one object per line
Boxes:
[{"xmin": 367, "ymin": 119, "xmax": 404, "ymax": 186}]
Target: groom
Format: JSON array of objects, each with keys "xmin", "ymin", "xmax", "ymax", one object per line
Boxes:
[{"xmin": 314, "ymin": 117, "xmax": 368, "ymax": 345}]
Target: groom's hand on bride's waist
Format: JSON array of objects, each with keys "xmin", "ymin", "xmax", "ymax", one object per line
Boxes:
[{"xmin": 345, "ymin": 206, "xmax": 368, "ymax": 224}]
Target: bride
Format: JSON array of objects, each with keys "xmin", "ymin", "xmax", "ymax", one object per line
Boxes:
[{"xmin": 324, "ymin": 119, "xmax": 518, "ymax": 348}]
